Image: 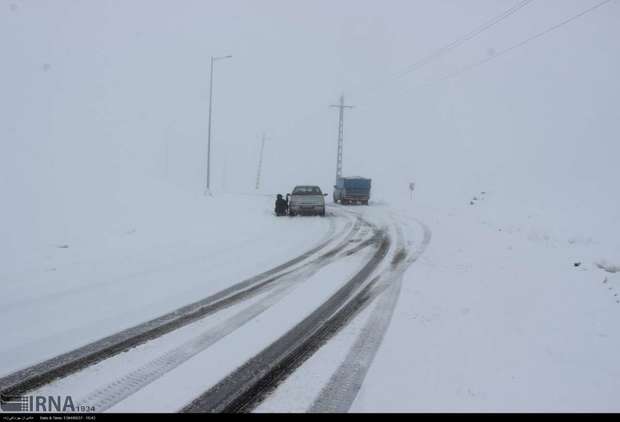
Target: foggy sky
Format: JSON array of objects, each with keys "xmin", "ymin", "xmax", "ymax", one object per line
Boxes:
[{"xmin": 2, "ymin": 0, "xmax": 619, "ymax": 219}]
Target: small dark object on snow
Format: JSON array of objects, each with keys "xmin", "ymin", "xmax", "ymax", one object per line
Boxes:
[
  {"xmin": 470, "ymin": 201, "xmax": 474, "ymax": 205},
  {"xmin": 574, "ymin": 262, "xmax": 581, "ymax": 267},
  {"xmin": 57, "ymin": 245, "xmax": 69, "ymax": 249},
  {"xmin": 275, "ymin": 194, "xmax": 288, "ymax": 216}
]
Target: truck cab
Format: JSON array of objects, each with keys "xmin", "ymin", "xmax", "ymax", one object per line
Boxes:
[{"xmin": 333, "ymin": 177, "xmax": 371, "ymax": 205}]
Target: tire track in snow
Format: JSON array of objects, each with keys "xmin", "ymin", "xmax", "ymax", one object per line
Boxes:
[
  {"xmin": 0, "ymin": 213, "xmax": 354, "ymax": 397},
  {"xmin": 309, "ymin": 216, "xmax": 432, "ymax": 413},
  {"xmin": 182, "ymin": 220, "xmax": 391, "ymax": 413},
  {"xmin": 77, "ymin": 269, "xmax": 316, "ymax": 411},
  {"xmin": 72, "ymin": 218, "xmax": 377, "ymax": 412}
]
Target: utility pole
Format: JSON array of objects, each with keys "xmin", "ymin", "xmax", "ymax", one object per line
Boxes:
[
  {"xmin": 206, "ymin": 58, "xmax": 215, "ymax": 195},
  {"xmin": 255, "ymin": 133, "xmax": 267, "ymax": 190},
  {"xmin": 330, "ymin": 94, "xmax": 354, "ymax": 183},
  {"xmin": 205, "ymin": 54, "xmax": 232, "ymax": 196}
]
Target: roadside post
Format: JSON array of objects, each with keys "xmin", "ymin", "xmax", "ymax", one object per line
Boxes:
[{"xmin": 409, "ymin": 182, "xmax": 415, "ymax": 200}]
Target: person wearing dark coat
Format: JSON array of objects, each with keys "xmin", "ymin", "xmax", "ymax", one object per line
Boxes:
[{"xmin": 275, "ymin": 194, "xmax": 288, "ymax": 216}]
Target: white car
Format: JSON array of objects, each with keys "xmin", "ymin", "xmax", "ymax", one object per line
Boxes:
[{"xmin": 287, "ymin": 185, "xmax": 327, "ymax": 216}]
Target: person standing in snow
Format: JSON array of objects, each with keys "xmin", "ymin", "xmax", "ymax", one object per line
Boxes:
[{"xmin": 275, "ymin": 194, "xmax": 288, "ymax": 216}]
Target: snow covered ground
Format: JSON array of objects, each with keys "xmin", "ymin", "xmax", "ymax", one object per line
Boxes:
[
  {"xmin": 2, "ymin": 183, "xmax": 619, "ymax": 412},
  {"xmin": 0, "ymin": 181, "xmax": 334, "ymax": 377},
  {"xmin": 351, "ymin": 192, "xmax": 620, "ymax": 412}
]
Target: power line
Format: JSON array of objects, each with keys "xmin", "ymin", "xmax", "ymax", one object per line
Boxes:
[
  {"xmin": 267, "ymin": 0, "xmax": 613, "ymax": 147},
  {"xmin": 395, "ymin": 0, "xmax": 536, "ymax": 78},
  {"xmin": 357, "ymin": 0, "xmax": 616, "ymax": 107},
  {"xmin": 352, "ymin": 0, "xmax": 537, "ymax": 106},
  {"xmin": 267, "ymin": 1, "xmax": 536, "ymax": 145},
  {"xmin": 270, "ymin": 2, "xmax": 536, "ymax": 144},
  {"xmin": 435, "ymin": 0, "xmax": 615, "ymax": 84}
]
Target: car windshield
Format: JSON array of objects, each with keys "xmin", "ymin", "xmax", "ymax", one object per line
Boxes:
[{"xmin": 292, "ymin": 186, "xmax": 322, "ymax": 195}]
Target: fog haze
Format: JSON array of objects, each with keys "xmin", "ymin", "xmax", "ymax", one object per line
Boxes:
[{"xmin": 2, "ymin": 0, "xmax": 619, "ymax": 229}]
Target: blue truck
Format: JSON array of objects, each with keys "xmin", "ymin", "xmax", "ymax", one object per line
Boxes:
[{"xmin": 333, "ymin": 177, "xmax": 371, "ymax": 205}]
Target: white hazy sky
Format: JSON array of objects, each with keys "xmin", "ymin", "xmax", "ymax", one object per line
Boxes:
[{"xmin": 1, "ymin": 0, "xmax": 619, "ymax": 215}]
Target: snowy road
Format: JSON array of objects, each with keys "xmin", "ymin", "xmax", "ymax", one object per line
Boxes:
[{"xmin": 0, "ymin": 203, "xmax": 430, "ymax": 413}]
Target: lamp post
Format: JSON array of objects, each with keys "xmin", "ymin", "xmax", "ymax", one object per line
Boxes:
[{"xmin": 205, "ymin": 54, "xmax": 232, "ymax": 195}]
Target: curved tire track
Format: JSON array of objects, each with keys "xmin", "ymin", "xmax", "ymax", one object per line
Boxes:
[
  {"xmin": 182, "ymin": 228, "xmax": 391, "ymax": 413},
  {"xmin": 74, "ymin": 216, "xmax": 379, "ymax": 412},
  {"xmin": 0, "ymin": 213, "xmax": 357, "ymax": 397},
  {"xmin": 309, "ymin": 217, "xmax": 432, "ymax": 413}
]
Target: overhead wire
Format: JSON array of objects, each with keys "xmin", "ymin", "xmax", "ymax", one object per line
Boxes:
[
  {"xmin": 271, "ymin": 0, "xmax": 616, "ymax": 140},
  {"xmin": 395, "ymin": 0, "xmax": 536, "ymax": 78},
  {"xmin": 433, "ymin": 0, "xmax": 615, "ymax": 84}
]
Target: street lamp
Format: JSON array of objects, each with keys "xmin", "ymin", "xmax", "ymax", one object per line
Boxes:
[{"xmin": 205, "ymin": 54, "xmax": 232, "ymax": 195}]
